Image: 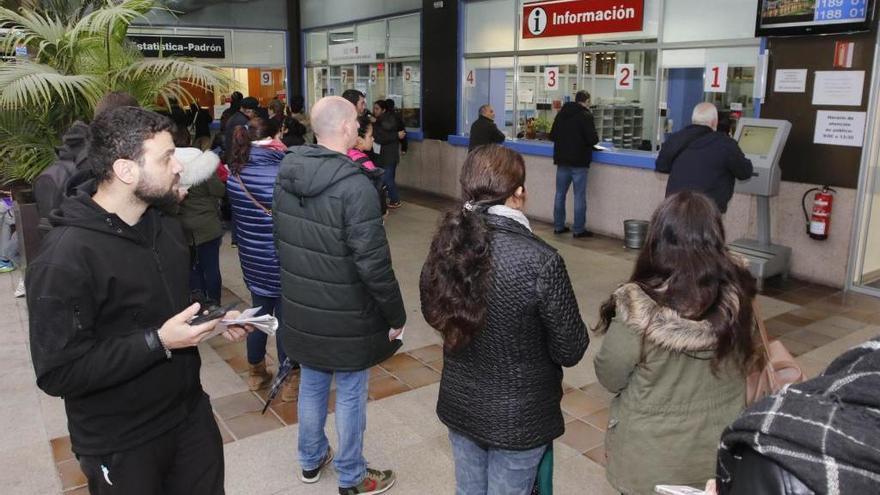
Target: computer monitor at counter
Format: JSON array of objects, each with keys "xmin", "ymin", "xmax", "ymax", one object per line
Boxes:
[{"xmin": 733, "ymin": 118, "xmax": 792, "ymax": 197}]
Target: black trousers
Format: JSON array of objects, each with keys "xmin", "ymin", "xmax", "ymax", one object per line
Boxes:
[{"xmin": 77, "ymin": 394, "xmax": 224, "ymax": 495}]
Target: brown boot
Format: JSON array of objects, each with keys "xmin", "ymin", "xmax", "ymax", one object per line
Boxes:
[
  {"xmin": 247, "ymin": 360, "xmax": 272, "ymax": 391},
  {"xmin": 281, "ymin": 373, "xmax": 298, "ymax": 402}
]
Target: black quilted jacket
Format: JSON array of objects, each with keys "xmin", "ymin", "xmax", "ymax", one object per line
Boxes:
[{"xmin": 426, "ymin": 214, "xmax": 589, "ymax": 450}]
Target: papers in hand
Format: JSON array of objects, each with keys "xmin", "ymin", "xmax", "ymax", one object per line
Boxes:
[
  {"xmin": 221, "ymin": 307, "xmax": 278, "ymax": 336},
  {"xmin": 654, "ymin": 486, "xmax": 706, "ymax": 495}
]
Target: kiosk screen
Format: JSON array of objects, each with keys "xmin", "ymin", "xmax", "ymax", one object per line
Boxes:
[{"xmin": 738, "ymin": 125, "xmax": 777, "ymax": 156}]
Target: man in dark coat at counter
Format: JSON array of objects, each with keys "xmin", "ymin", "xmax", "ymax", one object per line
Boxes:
[
  {"xmin": 468, "ymin": 104, "xmax": 505, "ymax": 152},
  {"xmin": 549, "ymin": 90, "xmax": 599, "ymax": 238},
  {"xmin": 655, "ymin": 102, "xmax": 753, "ymax": 214}
]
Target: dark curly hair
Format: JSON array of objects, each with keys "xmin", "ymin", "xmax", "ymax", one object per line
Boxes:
[
  {"xmin": 420, "ymin": 144, "xmax": 526, "ymax": 352},
  {"xmin": 89, "ymin": 107, "xmax": 174, "ymax": 182},
  {"xmin": 595, "ymin": 191, "xmax": 757, "ymax": 373}
]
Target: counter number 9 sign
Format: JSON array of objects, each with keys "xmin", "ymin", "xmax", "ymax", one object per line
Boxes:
[{"xmin": 615, "ymin": 64, "xmax": 635, "ymax": 90}]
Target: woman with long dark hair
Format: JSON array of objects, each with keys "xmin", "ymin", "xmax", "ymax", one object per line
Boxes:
[
  {"xmin": 593, "ymin": 191, "xmax": 757, "ymax": 495},
  {"xmin": 420, "ymin": 144, "xmax": 589, "ymax": 495},
  {"xmin": 227, "ymin": 117, "xmax": 296, "ymax": 400}
]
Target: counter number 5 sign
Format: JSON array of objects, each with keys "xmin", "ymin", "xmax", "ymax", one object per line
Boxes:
[
  {"xmin": 615, "ymin": 64, "xmax": 635, "ymax": 90},
  {"xmin": 464, "ymin": 69, "xmax": 476, "ymax": 88},
  {"xmin": 544, "ymin": 66, "xmax": 559, "ymax": 91},
  {"xmin": 704, "ymin": 63, "xmax": 728, "ymax": 93}
]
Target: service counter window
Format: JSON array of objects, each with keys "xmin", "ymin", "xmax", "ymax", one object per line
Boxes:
[
  {"xmin": 581, "ymin": 50, "xmax": 657, "ymax": 150},
  {"xmin": 462, "ymin": 57, "xmax": 515, "ymax": 137},
  {"xmin": 515, "ymin": 55, "xmax": 578, "ymax": 140},
  {"xmin": 660, "ymin": 46, "xmax": 759, "ymax": 137},
  {"xmin": 303, "ymin": 14, "xmax": 422, "ymax": 131}
]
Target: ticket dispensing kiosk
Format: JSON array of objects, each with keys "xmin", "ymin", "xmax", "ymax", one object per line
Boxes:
[{"xmin": 728, "ymin": 118, "xmax": 792, "ymax": 289}]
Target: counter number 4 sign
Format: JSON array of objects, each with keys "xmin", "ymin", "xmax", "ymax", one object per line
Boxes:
[
  {"xmin": 615, "ymin": 64, "xmax": 635, "ymax": 90},
  {"xmin": 704, "ymin": 63, "xmax": 728, "ymax": 93},
  {"xmin": 544, "ymin": 66, "xmax": 559, "ymax": 91},
  {"xmin": 465, "ymin": 69, "xmax": 476, "ymax": 88}
]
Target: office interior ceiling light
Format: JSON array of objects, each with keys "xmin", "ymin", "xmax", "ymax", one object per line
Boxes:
[{"xmin": 162, "ymin": 0, "xmax": 251, "ymax": 13}]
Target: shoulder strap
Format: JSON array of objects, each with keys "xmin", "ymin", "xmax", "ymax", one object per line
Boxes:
[{"xmin": 234, "ymin": 173, "xmax": 272, "ymax": 216}]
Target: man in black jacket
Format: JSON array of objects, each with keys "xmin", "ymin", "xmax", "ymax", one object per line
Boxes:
[
  {"xmin": 222, "ymin": 95, "xmax": 258, "ymax": 158},
  {"xmin": 27, "ymin": 107, "xmax": 247, "ymax": 495},
  {"xmin": 468, "ymin": 104, "xmax": 505, "ymax": 151},
  {"xmin": 275, "ymin": 96, "xmax": 405, "ymax": 495},
  {"xmin": 550, "ymin": 90, "xmax": 599, "ymax": 238},
  {"xmin": 655, "ymin": 102, "xmax": 753, "ymax": 214}
]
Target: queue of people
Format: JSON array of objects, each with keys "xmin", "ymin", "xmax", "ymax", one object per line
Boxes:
[{"xmin": 23, "ymin": 89, "xmax": 880, "ymax": 495}]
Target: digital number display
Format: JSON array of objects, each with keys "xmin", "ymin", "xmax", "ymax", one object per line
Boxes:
[{"xmin": 757, "ymin": 0, "xmax": 872, "ymax": 34}]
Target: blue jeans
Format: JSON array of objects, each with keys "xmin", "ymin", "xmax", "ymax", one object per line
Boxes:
[
  {"xmin": 554, "ymin": 166, "xmax": 589, "ymax": 234},
  {"xmin": 382, "ymin": 161, "xmax": 400, "ymax": 203},
  {"xmin": 189, "ymin": 236, "xmax": 222, "ymax": 304},
  {"xmin": 246, "ymin": 293, "xmax": 287, "ymax": 365},
  {"xmin": 448, "ymin": 429, "xmax": 546, "ymax": 495},
  {"xmin": 298, "ymin": 366, "xmax": 369, "ymax": 488}
]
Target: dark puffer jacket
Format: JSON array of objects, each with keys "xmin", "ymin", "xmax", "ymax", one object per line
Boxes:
[
  {"xmin": 274, "ymin": 145, "xmax": 406, "ymax": 371},
  {"xmin": 227, "ymin": 145, "xmax": 285, "ymax": 297},
  {"xmin": 426, "ymin": 215, "xmax": 589, "ymax": 450}
]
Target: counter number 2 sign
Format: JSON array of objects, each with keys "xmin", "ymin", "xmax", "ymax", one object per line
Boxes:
[
  {"xmin": 544, "ymin": 66, "xmax": 559, "ymax": 91},
  {"xmin": 615, "ymin": 64, "xmax": 635, "ymax": 90},
  {"xmin": 704, "ymin": 63, "xmax": 728, "ymax": 93},
  {"xmin": 464, "ymin": 69, "xmax": 476, "ymax": 88}
]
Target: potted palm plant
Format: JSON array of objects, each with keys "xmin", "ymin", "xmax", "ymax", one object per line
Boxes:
[{"xmin": 0, "ymin": 0, "xmax": 230, "ymax": 263}]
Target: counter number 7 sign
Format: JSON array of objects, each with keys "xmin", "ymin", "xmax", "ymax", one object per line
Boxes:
[{"xmin": 615, "ymin": 64, "xmax": 635, "ymax": 90}]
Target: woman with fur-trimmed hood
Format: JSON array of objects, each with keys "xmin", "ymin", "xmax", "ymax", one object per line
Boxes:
[{"xmin": 593, "ymin": 191, "xmax": 758, "ymax": 495}]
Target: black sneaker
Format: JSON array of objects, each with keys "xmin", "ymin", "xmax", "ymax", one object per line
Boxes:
[
  {"xmin": 553, "ymin": 227, "xmax": 570, "ymax": 234},
  {"xmin": 301, "ymin": 446, "xmax": 334, "ymax": 483},
  {"xmin": 338, "ymin": 468, "xmax": 396, "ymax": 494},
  {"xmin": 573, "ymin": 230, "xmax": 594, "ymax": 238}
]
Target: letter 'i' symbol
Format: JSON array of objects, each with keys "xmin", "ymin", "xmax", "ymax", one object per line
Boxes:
[{"xmin": 528, "ymin": 7, "xmax": 547, "ymax": 36}]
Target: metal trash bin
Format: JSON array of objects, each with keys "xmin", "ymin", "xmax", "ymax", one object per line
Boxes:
[{"xmin": 623, "ymin": 219, "xmax": 649, "ymax": 250}]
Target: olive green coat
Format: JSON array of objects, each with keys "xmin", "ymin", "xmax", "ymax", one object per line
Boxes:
[{"xmin": 594, "ymin": 283, "xmax": 746, "ymax": 495}]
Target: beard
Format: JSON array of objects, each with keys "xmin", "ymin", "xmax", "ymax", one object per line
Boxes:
[{"xmin": 134, "ymin": 176, "xmax": 179, "ymax": 207}]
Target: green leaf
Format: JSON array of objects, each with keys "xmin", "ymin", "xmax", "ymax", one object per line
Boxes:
[{"xmin": 0, "ymin": 60, "xmax": 103, "ymax": 109}]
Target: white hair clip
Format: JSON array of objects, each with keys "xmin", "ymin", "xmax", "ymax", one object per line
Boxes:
[{"xmin": 463, "ymin": 201, "xmax": 476, "ymax": 212}]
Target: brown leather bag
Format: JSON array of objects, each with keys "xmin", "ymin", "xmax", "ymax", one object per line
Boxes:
[{"xmin": 746, "ymin": 300, "xmax": 806, "ymax": 405}]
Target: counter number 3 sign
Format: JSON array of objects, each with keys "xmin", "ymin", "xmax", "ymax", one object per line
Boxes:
[
  {"xmin": 615, "ymin": 64, "xmax": 635, "ymax": 90},
  {"xmin": 704, "ymin": 63, "xmax": 728, "ymax": 93},
  {"xmin": 465, "ymin": 69, "xmax": 476, "ymax": 88},
  {"xmin": 544, "ymin": 66, "xmax": 559, "ymax": 91}
]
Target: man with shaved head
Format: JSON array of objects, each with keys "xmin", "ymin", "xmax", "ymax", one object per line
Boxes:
[
  {"xmin": 655, "ymin": 102, "xmax": 753, "ymax": 213},
  {"xmin": 274, "ymin": 96, "xmax": 405, "ymax": 495}
]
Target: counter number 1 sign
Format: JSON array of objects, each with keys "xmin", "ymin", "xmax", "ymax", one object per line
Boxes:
[
  {"xmin": 615, "ymin": 64, "xmax": 635, "ymax": 90},
  {"xmin": 465, "ymin": 69, "xmax": 476, "ymax": 88},
  {"xmin": 704, "ymin": 63, "xmax": 728, "ymax": 93},
  {"xmin": 544, "ymin": 66, "xmax": 559, "ymax": 91}
]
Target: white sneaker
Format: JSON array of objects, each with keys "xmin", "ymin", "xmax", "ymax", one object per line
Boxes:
[{"xmin": 14, "ymin": 278, "xmax": 25, "ymax": 298}]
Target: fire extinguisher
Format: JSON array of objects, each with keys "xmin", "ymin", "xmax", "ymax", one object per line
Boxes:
[{"xmin": 802, "ymin": 186, "xmax": 836, "ymax": 240}]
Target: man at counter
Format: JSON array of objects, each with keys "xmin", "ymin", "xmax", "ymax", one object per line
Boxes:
[
  {"xmin": 550, "ymin": 90, "xmax": 599, "ymax": 238},
  {"xmin": 468, "ymin": 104, "xmax": 505, "ymax": 152},
  {"xmin": 656, "ymin": 102, "xmax": 753, "ymax": 214}
]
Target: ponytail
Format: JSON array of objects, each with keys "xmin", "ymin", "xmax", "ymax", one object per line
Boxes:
[
  {"xmin": 420, "ymin": 207, "xmax": 492, "ymax": 352},
  {"xmin": 229, "ymin": 125, "xmax": 251, "ymax": 174}
]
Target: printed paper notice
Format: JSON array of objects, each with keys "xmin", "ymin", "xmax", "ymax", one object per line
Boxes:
[
  {"xmin": 812, "ymin": 71, "xmax": 865, "ymax": 106},
  {"xmin": 813, "ymin": 111, "xmax": 866, "ymax": 147},
  {"xmin": 774, "ymin": 69, "xmax": 807, "ymax": 93}
]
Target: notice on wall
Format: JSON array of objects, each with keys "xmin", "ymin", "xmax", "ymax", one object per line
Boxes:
[
  {"xmin": 544, "ymin": 66, "xmax": 560, "ymax": 91},
  {"xmin": 518, "ymin": 89, "xmax": 535, "ymax": 104},
  {"xmin": 812, "ymin": 71, "xmax": 864, "ymax": 106},
  {"xmin": 704, "ymin": 63, "xmax": 728, "ymax": 93},
  {"xmin": 615, "ymin": 63, "xmax": 635, "ymax": 90},
  {"xmin": 813, "ymin": 110, "xmax": 866, "ymax": 147},
  {"xmin": 774, "ymin": 69, "xmax": 808, "ymax": 93}
]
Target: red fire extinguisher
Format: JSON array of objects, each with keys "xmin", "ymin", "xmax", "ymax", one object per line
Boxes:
[{"xmin": 802, "ymin": 186, "xmax": 836, "ymax": 240}]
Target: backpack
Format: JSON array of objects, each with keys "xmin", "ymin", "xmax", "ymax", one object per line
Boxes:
[{"xmin": 352, "ymin": 154, "xmax": 388, "ymax": 216}]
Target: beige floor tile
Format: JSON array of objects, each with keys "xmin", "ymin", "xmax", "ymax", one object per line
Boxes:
[
  {"xmin": 558, "ymin": 420, "xmax": 605, "ymax": 453},
  {"xmin": 560, "ymin": 389, "xmax": 606, "ymax": 418}
]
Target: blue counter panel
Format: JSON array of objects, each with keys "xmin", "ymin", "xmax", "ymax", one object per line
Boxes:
[{"xmin": 447, "ymin": 135, "xmax": 657, "ymax": 170}]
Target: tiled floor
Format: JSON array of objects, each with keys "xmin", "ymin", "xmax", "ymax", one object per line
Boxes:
[{"xmin": 7, "ymin": 189, "xmax": 880, "ymax": 494}]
